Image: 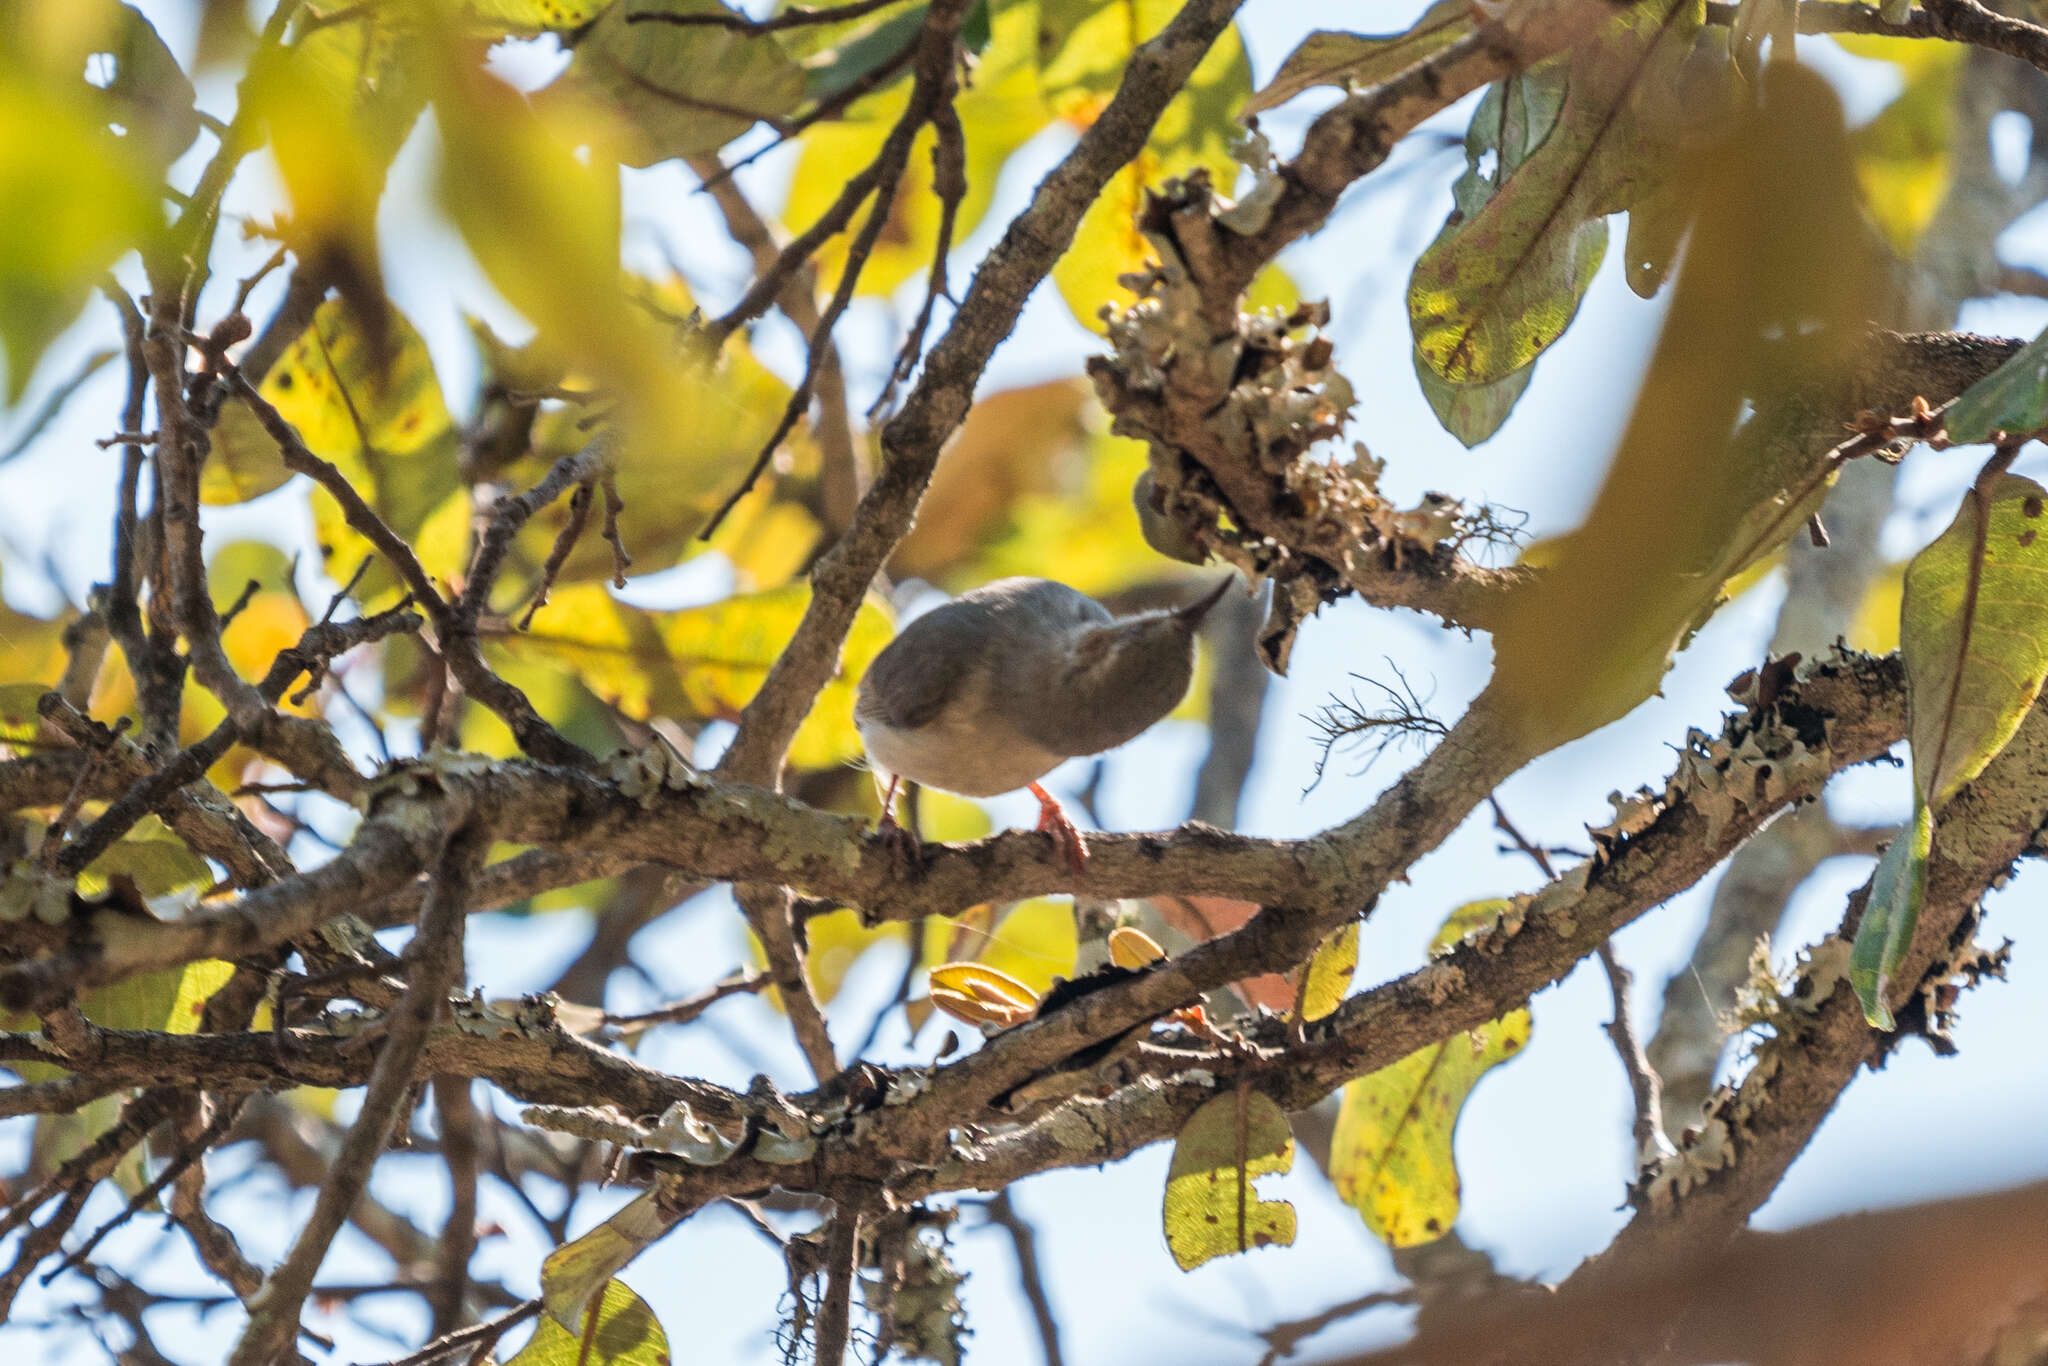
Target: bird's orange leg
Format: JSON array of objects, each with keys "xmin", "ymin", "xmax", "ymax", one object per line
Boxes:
[{"xmin": 1028, "ymin": 781, "xmax": 1088, "ymax": 876}]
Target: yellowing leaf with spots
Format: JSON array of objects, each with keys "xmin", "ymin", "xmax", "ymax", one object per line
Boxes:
[
  {"xmin": 1041, "ymin": 0, "xmax": 1250, "ymax": 330},
  {"xmin": 1297, "ymin": 920, "xmax": 1357, "ymax": 1022},
  {"xmin": 1901, "ymin": 474, "xmax": 2048, "ymax": 810},
  {"xmin": 1162, "ymin": 1087, "xmax": 1296, "ymax": 1271},
  {"xmin": 1328, "ymin": 899, "xmax": 1530, "ymax": 1247}
]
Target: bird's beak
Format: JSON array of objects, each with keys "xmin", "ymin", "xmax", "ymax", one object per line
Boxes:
[{"xmin": 1173, "ymin": 575, "xmax": 1235, "ymax": 627}]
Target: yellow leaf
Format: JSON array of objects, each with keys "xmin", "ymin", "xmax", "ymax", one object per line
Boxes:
[
  {"xmin": 1296, "ymin": 920, "xmax": 1358, "ymax": 1022},
  {"xmin": 1162, "ymin": 1088, "xmax": 1296, "ymax": 1270},
  {"xmin": 1328, "ymin": 900, "xmax": 1530, "ymax": 1247},
  {"xmin": 667, "ymin": 582, "xmax": 894, "ymax": 769},
  {"xmin": 514, "ymin": 1276, "xmax": 670, "ymax": 1366},
  {"xmin": 1848, "ymin": 561, "xmax": 1904, "ymax": 655},
  {"xmin": 1109, "ymin": 925, "xmax": 1167, "ymax": 969},
  {"xmin": 1844, "ymin": 39, "xmax": 1962, "ymax": 253},
  {"xmin": 1044, "ymin": 1, "xmax": 1250, "ymax": 330},
  {"xmin": 928, "ymin": 897, "xmax": 1077, "ymax": 1000},
  {"xmin": 928, "ymin": 960, "xmax": 1039, "ymax": 1009}
]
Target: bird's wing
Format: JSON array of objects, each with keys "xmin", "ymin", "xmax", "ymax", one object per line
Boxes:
[{"xmin": 856, "ymin": 601, "xmax": 995, "ymax": 732}]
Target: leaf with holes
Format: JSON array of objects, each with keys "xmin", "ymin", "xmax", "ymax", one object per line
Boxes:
[
  {"xmin": 1162, "ymin": 1088, "xmax": 1296, "ymax": 1270},
  {"xmin": 1242, "ymin": 2, "xmax": 1473, "ymax": 119},
  {"xmin": 1328, "ymin": 899, "xmax": 1530, "ymax": 1247},
  {"xmin": 1408, "ymin": 68, "xmax": 1565, "ymax": 441},
  {"xmin": 1901, "ymin": 474, "xmax": 2048, "ymax": 809}
]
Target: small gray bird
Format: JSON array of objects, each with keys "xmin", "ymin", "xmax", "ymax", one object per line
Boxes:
[{"xmin": 854, "ymin": 575, "xmax": 1235, "ymax": 869}]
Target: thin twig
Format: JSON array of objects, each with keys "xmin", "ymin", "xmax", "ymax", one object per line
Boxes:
[
  {"xmin": 429, "ymin": 1076, "xmax": 480, "ymax": 1337},
  {"xmin": 603, "ymin": 970, "xmax": 771, "ymax": 1032},
  {"xmin": 517, "ymin": 479, "xmax": 596, "ymax": 630},
  {"xmin": 871, "ymin": 95, "xmax": 966, "ymax": 422},
  {"xmin": 43, "ymin": 1098, "xmax": 245, "ymax": 1282},
  {"xmin": 627, "ymin": 0, "xmax": 906, "ymax": 33},
  {"xmin": 982, "ymin": 1191, "xmax": 1064, "ymax": 1366},
  {"xmin": 1596, "ymin": 942, "xmax": 1671, "ymax": 1163},
  {"xmin": 365, "ymin": 1299, "xmax": 541, "ymax": 1366}
]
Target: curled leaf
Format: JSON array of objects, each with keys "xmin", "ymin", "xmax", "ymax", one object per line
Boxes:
[
  {"xmin": 1108, "ymin": 925, "xmax": 1168, "ymax": 969},
  {"xmin": 1849, "ymin": 798, "xmax": 1933, "ymax": 1030}
]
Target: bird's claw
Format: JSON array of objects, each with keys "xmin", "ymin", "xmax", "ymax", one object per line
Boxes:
[
  {"xmin": 1030, "ymin": 784, "xmax": 1089, "ymax": 877},
  {"xmin": 871, "ymin": 808, "xmax": 927, "ymax": 872}
]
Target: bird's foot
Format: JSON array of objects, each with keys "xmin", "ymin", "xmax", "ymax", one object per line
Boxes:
[
  {"xmin": 871, "ymin": 807, "xmax": 927, "ymax": 872},
  {"xmin": 1029, "ymin": 782, "xmax": 1088, "ymax": 876}
]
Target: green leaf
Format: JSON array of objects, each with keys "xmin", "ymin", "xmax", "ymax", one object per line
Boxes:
[
  {"xmin": 516, "ymin": 1276, "xmax": 671, "ymax": 1365},
  {"xmin": 540, "ymin": 1195, "xmax": 677, "ymax": 1331},
  {"xmin": 1901, "ymin": 474, "xmax": 2048, "ymax": 808},
  {"xmin": 1406, "ymin": 71, "xmax": 1564, "ymax": 443},
  {"xmin": 1162, "ymin": 1088, "xmax": 1296, "ymax": 1270},
  {"xmin": 553, "ymin": 0, "xmax": 805, "ymax": 167},
  {"xmin": 1410, "ymin": 0, "xmax": 1703, "ymax": 384},
  {"xmin": 1415, "ymin": 349, "xmax": 1534, "ymax": 448},
  {"xmin": 799, "ymin": 3, "xmax": 928, "ymax": 101},
  {"xmin": 1241, "ymin": 2, "xmax": 1473, "ymax": 119},
  {"xmin": 1297, "ymin": 920, "xmax": 1358, "ymax": 1022},
  {"xmin": 1945, "ymin": 328, "xmax": 2048, "ymax": 446},
  {"xmin": 1328, "ymin": 899, "xmax": 1530, "ymax": 1247},
  {"xmin": 1849, "ymin": 797, "xmax": 1932, "ymax": 1030},
  {"xmin": 1043, "ymin": 0, "xmax": 1251, "ymax": 330},
  {"xmin": 0, "ymin": 81, "xmax": 157, "ymax": 403}
]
